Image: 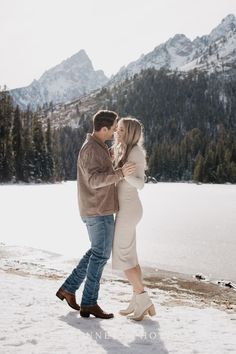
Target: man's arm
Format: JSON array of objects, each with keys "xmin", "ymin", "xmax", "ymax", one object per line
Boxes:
[
  {"xmin": 79, "ymin": 148, "xmax": 136, "ymax": 189},
  {"xmin": 79, "ymin": 149, "xmax": 123, "ymax": 189}
]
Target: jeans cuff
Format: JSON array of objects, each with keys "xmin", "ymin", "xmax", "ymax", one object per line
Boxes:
[
  {"xmin": 81, "ymin": 301, "xmax": 97, "ymax": 307},
  {"xmin": 61, "ymin": 284, "xmax": 75, "ymax": 295}
]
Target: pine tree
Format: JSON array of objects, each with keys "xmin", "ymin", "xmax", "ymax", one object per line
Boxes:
[
  {"xmin": 229, "ymin": 162, "xmax": 236, "ymax": 183},
  {"xmin": 52, "ymin": 129, "xmax": 64, "ymax": 181},
  {"xmin": 32, "ymin": 116, "xmax": 47, "ymax": 182},
  {"xmin": 193, "ymin": 153, "xmax": 204, "ymax": 182},
  {"xmin": 12, "ymin": 106, "xmax": 24, "ymax": 181},
  {"xmin": 3, "ymin": 128, "xmax": 14, "ymax": 182},
  {"xmin": 0, "ymin": 90, "xmax": 14, "ymax": 182},
  {"xmin": 45, "ymin": 118, "xmax": 55, "ymax": 182},
  {"xmin": 22, "ymin": 108, "xmax": 35, "ymax": 182}
]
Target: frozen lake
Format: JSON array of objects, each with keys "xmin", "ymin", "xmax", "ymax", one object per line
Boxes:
[{"xmin": 0, "ymin": 181, "xmax": 236, "ymax": 282}]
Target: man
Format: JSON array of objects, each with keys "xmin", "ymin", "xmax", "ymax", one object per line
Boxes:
[{"xmin": 56, "ymin": 110, "xmax": 135, "ymax": 319}]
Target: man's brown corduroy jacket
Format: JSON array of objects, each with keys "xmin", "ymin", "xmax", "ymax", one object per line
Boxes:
[{"xmin": 77, "ymin": 134, "xmax": 124, "ymax": 217}]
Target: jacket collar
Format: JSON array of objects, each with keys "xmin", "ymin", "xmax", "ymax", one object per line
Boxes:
[{"xmin": 87, "ymin": 133, "xmax": 109, "ymax": 151}]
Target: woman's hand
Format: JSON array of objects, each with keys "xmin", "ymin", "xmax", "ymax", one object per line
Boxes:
[
  {"xmin": 122, "ymin": 162, "xmax": 136, "ymax": 177},
  {"xmin": 109, "ymin": 149, "xmax": 115, "ymax": 162}
]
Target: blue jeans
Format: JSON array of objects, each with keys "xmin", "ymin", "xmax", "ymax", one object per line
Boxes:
[{"xmin": 61, "ymin": 214, "xmax": 114, "ymax": 306}]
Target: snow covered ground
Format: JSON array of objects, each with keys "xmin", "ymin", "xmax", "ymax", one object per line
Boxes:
[
  {"xmin": 1, "ymin": 181, "xmax": 236, "ymax": 283},
  {"xmin": 1, "ymin": 245, "xmax": 236, "ymax": 354},
  {"xmin": 1, "ymin": 181, "xmax": 236, "ymax": 353}
]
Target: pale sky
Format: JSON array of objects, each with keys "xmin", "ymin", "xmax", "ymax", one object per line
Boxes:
[{"xmin": 1, "ymin": 0, "xmax": 236, "ymax": 89}]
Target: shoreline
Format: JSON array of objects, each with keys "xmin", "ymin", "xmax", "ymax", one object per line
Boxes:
[
  {"xmin": 108, "ymin": 265, "xmax": 236, "ymax": 313},
  {"xmin": 2, "ymin": 265, "xmax": 236, "ymax": 314},
  {"xmin": 1, "ymin": 263, "xmax": 236, "ymax": 314},
  {"xmin": 1, "ymin": 243, "xmax": 236, "ymax": 314}
]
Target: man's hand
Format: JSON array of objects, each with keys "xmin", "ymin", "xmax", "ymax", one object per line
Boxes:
[{"xmin": 122, "ymin": 162, "xmax": 136, "ymax": 177}]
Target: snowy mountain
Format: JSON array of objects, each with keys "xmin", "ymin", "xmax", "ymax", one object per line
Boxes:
[
  {"xmin": 10, "ymin": 50, "xmax": 108, "ymax": 110},
  {"xmin": 181, "ymin": 14, "xmax": 236, "ymax": 73},
  {"xmin": 111, "ymin": 14, "xmax": 236, "ymax": 84},
  {"xmin": 10, "ymin": 14, "xmax": 236, "ymax": 111}
]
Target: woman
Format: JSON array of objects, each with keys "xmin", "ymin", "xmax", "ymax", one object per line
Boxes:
[{"xmin": 112, "ymin": 117, "xmax": 156, "ymax": 321}]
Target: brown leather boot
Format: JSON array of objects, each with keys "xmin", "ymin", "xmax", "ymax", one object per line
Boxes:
[
  {"xmin": 80, "ymin": 304, "xmax": 114, "ymax": 319},
  {"xmin": 56, "ymin": 287, "xmax": 80, "ymax": 311}
]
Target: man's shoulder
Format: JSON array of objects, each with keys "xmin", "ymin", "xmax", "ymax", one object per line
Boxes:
[
  {"xmin": 79, "ymin": 141, "xmax": 93, "ymax": 159},
  {"xmin": 80, "ymin": 138, "xmax": 100, "ymax": 154},
  {"xmin": 79, "ymin": 139, "xmax": 108, "ymax": 164}
]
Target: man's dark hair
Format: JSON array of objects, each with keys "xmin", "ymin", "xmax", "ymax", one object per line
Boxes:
[{"xmin": 93, "ymin": 110, "xmax": 118, "ymax": 131}]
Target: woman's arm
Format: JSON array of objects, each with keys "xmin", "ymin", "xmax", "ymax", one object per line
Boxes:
[{"xmin": 124, "ymin": 147, "xmax": 145, "ymax": 190}]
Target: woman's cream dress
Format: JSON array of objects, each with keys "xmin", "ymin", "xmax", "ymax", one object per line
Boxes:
[{"xmin": 112, "ymin": 145, "xmax": 146, "ymax": 270}]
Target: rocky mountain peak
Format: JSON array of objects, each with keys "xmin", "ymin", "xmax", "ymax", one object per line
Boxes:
[
  {"xmin": 111, "ymin": 13, "xmax": 236, "ymax": 84},
  {"xmin": 208, "ymin": 13, "xmax": 236, "ymax": 42},
  {"xmin": 168, "ymin": 34, "xmax": 190, "ymax": 44},
  {"xmin": 11, "ymin": 49, "xmax": 108, "ymax": 110},
  {"xmin": 10, "ymin": 14, "xmax": 236, "ymax": 110}
]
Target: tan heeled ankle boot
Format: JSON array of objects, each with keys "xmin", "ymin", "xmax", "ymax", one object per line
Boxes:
[
  {"xmin": 128, "ymin": 291, "xmax": 156, "ymax": 321},
  {"xmin": 119, "ymin": 294, "xmax": 136, "ymax": 316}
]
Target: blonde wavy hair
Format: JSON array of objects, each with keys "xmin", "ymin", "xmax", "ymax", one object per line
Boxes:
[{"xmin": 113, "ymin": 117, "xmax": 146, "ymax": 168}]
